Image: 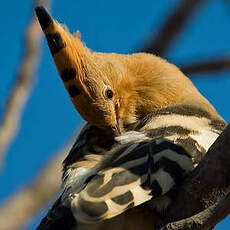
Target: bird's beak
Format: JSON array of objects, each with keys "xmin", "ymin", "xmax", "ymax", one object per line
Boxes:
[
  {"xmin": 111, "ymin": 125, "xmax": 121, "ymax": 136},
  {"xmin": 112, "ymin": 103, "xmax": 122, "ymax": 135}
]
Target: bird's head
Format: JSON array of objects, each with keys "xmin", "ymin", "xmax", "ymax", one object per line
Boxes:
[
  {"xmin": 35, "ymin": 6, "xmax": 219, "ymax": 135},
  {"xmin": 35, "ymin": 6, "xmax": 124, "ymax": 133}
]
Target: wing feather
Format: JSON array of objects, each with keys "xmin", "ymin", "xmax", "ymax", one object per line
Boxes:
[{"xmin": 70, "ymin": 140, "xmax": 193, "ymax": 223}]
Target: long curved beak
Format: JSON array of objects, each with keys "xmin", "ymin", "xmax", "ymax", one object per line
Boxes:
[{"xmin": 113, "ymin": 103, "xmax": 122, "ymax": 135}]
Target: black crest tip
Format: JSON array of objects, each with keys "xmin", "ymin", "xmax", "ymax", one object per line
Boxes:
[{"xmin": 35, "ymin": 6, "xmax": 53, "ymax": 30}]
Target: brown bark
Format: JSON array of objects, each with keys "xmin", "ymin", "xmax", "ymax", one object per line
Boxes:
[{"xmin": 159, "ymin": 192, "xmax": 230, "ymax": 230}]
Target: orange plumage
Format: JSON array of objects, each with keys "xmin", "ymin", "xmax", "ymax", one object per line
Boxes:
[{"xmin": 35, "ymin": 6, "xmax": 222, "ymax": 135}]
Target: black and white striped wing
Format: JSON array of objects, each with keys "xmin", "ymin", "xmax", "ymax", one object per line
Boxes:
[{"xmin": 70, "ymin": 139, "xmax": 194, "ymax": 223}]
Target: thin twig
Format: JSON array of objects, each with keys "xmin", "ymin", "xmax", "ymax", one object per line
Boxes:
[
  {"xmin": 142, "ymin": 0, "xmax": 207, "ymax": 56},
  {"xmin": 181, "ymin": 58, "xmax": 230, "ymax": 75},
  {"xmin": 0, "ymin": 143, "xmax": 71, "ymax": 230},
  {"xmin": 0, "ymin": 0, "xmax": 51, "ymax": 169}
]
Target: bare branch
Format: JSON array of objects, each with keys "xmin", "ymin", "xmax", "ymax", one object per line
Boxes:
[
  {"xmin": 0, "ymin": 0, "xmax": 51, "ymax": 169},
  {"xmin": 158, "ymin": 124, "xmax": 230, "ymax": 230},
  {"xmin": 142, "ymin": 0, "xmax": 207, "ymax": 56},
  {"xmin": 0, "ymin": 143, "xmax": 72, "ymax": 230},
  {"xmin": 201, "ymin": 192, "xmax": 230, "ymax": 230},
  {"xmin": 181, "ymin": 58, "xmax": 230, "ymax": 75},
  {"xmin": 160, "ymin": 192, "xmax": 230, "ymax": 230}
]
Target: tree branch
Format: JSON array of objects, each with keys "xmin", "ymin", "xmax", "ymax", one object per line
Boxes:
[
  {"xmin": 0, "ymin": 0, "xmax": 51, "ymax": 169},
  {"xmin": 158, "ymin": 123, "xmax": 230, "ymax": 230},
  {"xmin": 142, "ymin": 0, "xmax": 207, "ymax": 56},
  {"xmin": 160, "ymin": 191, "xmax": 230, "ymax": 230},
  {"xmin": 0, "ymin": 143, "xmax": 71, "ymax": 230},
  {"xmin": 181, "ymin": 58, "xmax": 230, "ymax": 75}
]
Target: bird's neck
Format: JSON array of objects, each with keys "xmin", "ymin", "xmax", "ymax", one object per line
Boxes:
[{"xmin": 120, "ymin": 53, "xmax": 222, "ymax": 123}]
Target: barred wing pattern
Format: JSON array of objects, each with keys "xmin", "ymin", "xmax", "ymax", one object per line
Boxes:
[
  {"xmin": 37, "ymin": 105, "xmax": 226, "ymax": 229},
  {"xmin": 69, "ymin": 139, "xmax": 193, "ymax": 223}
]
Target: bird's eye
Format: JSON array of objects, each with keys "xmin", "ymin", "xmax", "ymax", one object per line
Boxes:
[{"xmin": 105, "ymin": 89, "xmax": 114, "ymax": 99}]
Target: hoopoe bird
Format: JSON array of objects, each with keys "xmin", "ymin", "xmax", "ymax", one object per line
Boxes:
[{"xmin": 35, "ymin": 6, "xmax": 227, "ymax": 230}]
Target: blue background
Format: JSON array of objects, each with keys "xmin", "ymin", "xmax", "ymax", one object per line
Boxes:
[{"xmin": 0, "ymin": 0, "xmax": 230, "ymax": 229}]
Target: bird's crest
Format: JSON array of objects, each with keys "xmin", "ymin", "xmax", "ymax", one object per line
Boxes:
[
  {"xmin": 35, "ymin": 6, "xmax": 89, "ymax": 92},
  {"xmin": 35, "ymin": 6, "xmax": 118, "ymax": 128},
  {"xmin": 35, "ymin": 6, "xmax": 222, "ymax": 131}
]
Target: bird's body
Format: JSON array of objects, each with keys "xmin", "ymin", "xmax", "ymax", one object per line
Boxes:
[
  {"xmin": 35, "ymin": 6, "xmax": 226, "ymax": 230},
  {"xmin": 37, "ymin": 104, "xmax": 226, "ymax": 230}
]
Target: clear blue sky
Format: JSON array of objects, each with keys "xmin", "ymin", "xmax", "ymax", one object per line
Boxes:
[{"xmin": 0, "ymin": 0, "xmax": 230, "ymax": 229}]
